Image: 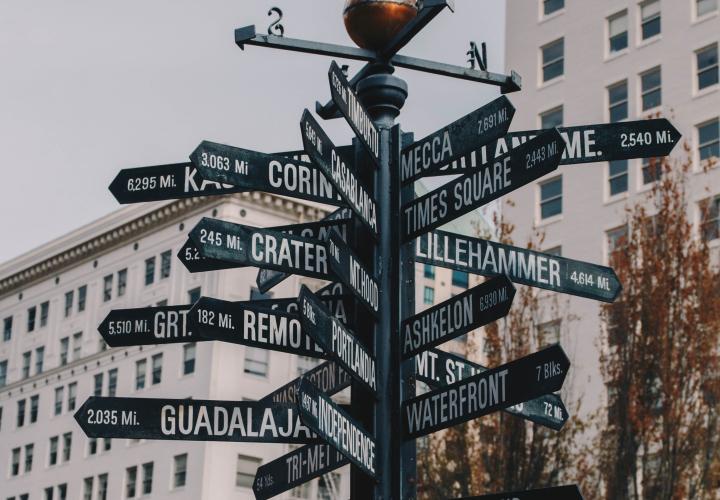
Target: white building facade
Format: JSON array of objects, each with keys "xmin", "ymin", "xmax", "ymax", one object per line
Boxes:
[
  {"xmin": 503, "ymin": 0, "xmax": 720, "ymax": 417},
  {"xmin": 0, "ymin": 192, "xmax": 352, "ymax": 500}
]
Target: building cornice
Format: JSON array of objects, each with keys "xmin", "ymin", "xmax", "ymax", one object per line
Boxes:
[{"xmin": 0, "ymin": 192, "xmax": 329, "ymax": 299}]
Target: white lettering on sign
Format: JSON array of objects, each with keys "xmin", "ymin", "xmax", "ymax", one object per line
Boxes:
[
  {"xmin": 330, "ymin": 150, "xmax": 377, "ymax": 232},
  {"xmin": 154, "ymin": 310, "xmax": 191, "ymax": 339},
  {"xmin": 348, "ymin": 255, "xmax": 379, "ymax": 313},
  {"xmin": 268, "ymin": 160, "xmax": 337, "ymax": 200},
  {"xmin": 403, "ymin": 296, "xmax": 473, "ymax": 354},
  {"xmin": 317, "ymin": 395, "xmax": 376, "ymax": 474},
  {"xmin": 331, "ymin": 318, "xmax": 376, "ymax": 390},
  {"xmin": 285, "ymin": 444, "xmax": 345, "ymax": 484},
  {"xmin": 331, "ymin": 68, "xmax": 379, "ymax": 159},
  {"xmin": 184, "ymin": 167, "xmax": 234, "ymax": 194},
  {"xmin": 250, "ymin": 233, "xmax": 328, "ymax": 275},
  {"xmin": 242, "ymin": 310, "xmax": 321, "ymax": 353}
]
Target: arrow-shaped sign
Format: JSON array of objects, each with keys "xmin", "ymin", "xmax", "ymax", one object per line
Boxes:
[
  {"xmin": 98, "ymin": 305, "xmax": 195, "ymax": 348},
  {"xmin": 402, "ymin": 275, "xmax": 515, "ymax": 358},
  {"xmin": 189, "ymin": 141, "xmax": 346, "ymax": 206},
  {"xmin": 260, "ymin": 359, "xmax": 351, "ymax": 405},
  {"xmin": 326, "ymin": 230, "xmax": 379, "ymax": 315},
  {"xmin": 253, "ymin": 443, "xmax": 350, "ymax": 500},
  {"xmin": 400, "ymin": 96, "xmax": 515, "ymax": 184},
  {"xmin": 329, "ymin": 60, "xmax": 380, "ymax": 166},
  {"xmin": 189, "ymin": 218, "xmax": 330, "ymax": 280},
  {"xmin": 301, "ymin": 109, "xmax": 378, "ymax": 236},
  {"xmin": 256, "ymin": 208, "xmax": 353, "ymax": 293},
  {"xmin": 177, "ymin": 238, "xmax": 239, "ymax": 274},
  {"xmin": 416, "ymin": 229, "xmax": 622, "ymax": 302},
  {"xmin": 401, "ymin": 128, "xmax": 566, "ymax": 242},
  {"xmin": 415, "ymin": 348, "xmax": 569, "ymax": 431},
  {"xmin": 455, "ymin": 485, "xmax": 584, "ymax": 500},
  {"xmin": 296, "ymin": 378, "xmax": 377, "ymax": 479},
  {"xmin": 74, "ymin": 397, "xmax": 315, "ymax": 444},
  {"xmin": 298, "ymin": 286, "xmax": 376, "ymax": 393},
  {"xmin": 409, "ymin": 119, "xmax": 682, "ymax": 182},
  {"xmin": 188, "ymin": 297, "xmax": 324, "ymax": 357},
  {"xmin": 403, "ymin": 344, "xmax": 570, "ymax": 439}
]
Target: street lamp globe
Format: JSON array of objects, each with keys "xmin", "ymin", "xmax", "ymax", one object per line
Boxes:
[{"xmin": 343, "ymin": 0, "xmax": 418, "ymax": 51}]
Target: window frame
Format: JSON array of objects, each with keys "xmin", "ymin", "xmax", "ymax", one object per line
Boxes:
[
  {"xmin": 640, "ymin": 66, "xmax": 662, "ymax": 112},
  {"xmin": 696, "ymin": 44, "xmax": 719, "ymax": 92},
  {"xmin": 607, "ymin": 10, "xmax": 629, "ymax": 55},
  {"xmin": 173, "ymin": 453, "xmax": 188, "ymax": 489},
  {"xmin": 541, "ymin": 38, "xmax": 565, "ymax": 83},
  {"xmin": 542, "ymin": 0, "xmax": 564, "ymax": 17},
  {"xmin": 608, "ymin": 80, "xmax": 629, "ymax": 123},
  {"xmin": 539, "ymin": 176, "xmax": 563, "ymax": 220},
  {"xmin": 639, "ymin": 0, "xmax": 661, "ymax": 41},
  {"xmin": 697, "ymin": 118, "xmax": 720, "ymax": 164}
]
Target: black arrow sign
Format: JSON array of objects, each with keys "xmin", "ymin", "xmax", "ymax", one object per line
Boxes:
[
  {"xmin": 401, "ymin": 96, "xmax": 516, "ymax": 184},
  {"xmin": 402, "ymin": 275, "xmax": 515, "ymax": 359},
  {"xmin": 177, "ymin": 238, "xmax": 238, "ymax": 274},
  {"xmin": 455, "ymin": 485, "xmax": 584, "ymax": 500},
  {"xmin": 413, "ymin": 119, "xmax": 681, "ymax": 180},
  {"xmin": 189, "ymin": 218, "xmax": 330, "ymax": 281},
  {"xmin": 190, "ymin": 141, "xmax": 346, "ymax": 206},
  {"xmin": 256, "ymin": 208, "xmax": 353, "ymax": 293},
  {"xmin": 253, "ymin": 443, "xmax": 349, "ymax": 500},
  {"xmin": 260, "ymin": 359, "xmax": 351, "ymax": 405},
  {"xmin": 401, "ymin": 128, "xmax": 566, "ymax": 242},
  {"xmin": 415, "ymin": 348, "xmax": 569, "ymax": 431},
  {"xmin": 329, "ymin": 60, "xmax": 380, "ymax": 166},
  {"xmin": 296, "ymin": 378, "xmax": 377, "ymax": 479},
  {"xmin": 98, "ymin": 305, "xmax": 196, "ymax": 348},
  {"xmin": 326, "ymin": 231, "xmax": 379, "ymax": 316},
  {"xmin": 74, "ymin": 397, "xmax": 315, "ymax": 444},
  {"xmin": 416, "ymin": 229, "xmax": 622, "ymax": 302},
  {"xmin": 188, "ymin": 297, "xmax": 324, "ymax": 357},
  {"xmin": 298, "ymin": 286, "xmax": 376, "ymax": 393},
  {"xmin": 301, "ymin": 109, "xmax": 378, "ymax": 236},
  {"xmin": 109, "ymin": 150, "xmax": 310, "ymax": 204},
  {"xmin": 403, "ymin": 344, "xmax": 570, "ymax": 439}
]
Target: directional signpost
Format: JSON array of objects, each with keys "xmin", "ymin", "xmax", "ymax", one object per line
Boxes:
[
  {"xmin": 88, "ymin": 2, "xmax": 684, "ymax": 497},
  {"xmin": 415, "ymin": 348, "xmax": 569, "ymax": 431}
]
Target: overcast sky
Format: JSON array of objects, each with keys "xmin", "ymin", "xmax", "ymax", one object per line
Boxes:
[{"xmin": 0, "ymin": 0, "xmax": 505, "ymax": 262}]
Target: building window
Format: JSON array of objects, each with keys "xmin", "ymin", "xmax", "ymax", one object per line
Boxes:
[
  {"xmin": 0, "ymin": 360, "xmax": 6, "ymax": 387},
  {"xmin": 94, "ymin": 373, "xmax": 104, "ymax": 397},
  {"xmin": 72, "ymin": 332, "xmax": 83, "ymax": 361},
  {"xmin": 88, "ymin": 438, "xmax": 98, "ymax": 456},
  {"xmin": 608, "ymin": 11, "xmax": 628, "ymax": 53},
  {"xmin": 3, "ymin": 316, "xmax": 11, "ymax": 341},
  {"xmin": 236, "ymin": 455, "xmax": 261, "ymax": 488},
  {"xmin": 151, "ymin": 354, "xmax": 163, "ymax": 385},
  {"xmin": 543, "ymin": 0, "xmax": 563, "ymax": 16},
  {"xmin": 641, "ymin": 67, "xmax": 662, "ymax": 111},
  {"xmin": 607, "ymin": 225, "xmax": 629, "ymax": 261},
  {"xmin": 161, "ymin": 250, "xmax": 172, "ymax": 279},
  {"xmin": 173, "ymin": 453, "xmax": 188, "ymax": 488},
  {"xmin": 30, "ymin": 395, "xmax": 39, "ymax": 423},
  {"xmin": 698, "ymin": 119, "xmax": 720, "ymax": 162},
  {"xmin": 57, "ymin": 484, "xmax": 67, "ymax": 500},
  {"xmin": 27, "ymin": 306, "xmax": 36, "ymax": 332},
  {"xmin": 83, "ymin": 478, "xmax": 94, "ymax": 500},
  {"xmin": 103, "ymin": 438, "xmax": 111, "ymax": 451},
  {"xmin": 54, "ymin": 386, "xmax": 64, "ymax": 415},
  {"xmin": 642, "ymin": 157, "xmax": 662, "ymax": 184},
  {"xmin": 98, "ymin": 474, "xmax": 109, "ymax": 500},
  {"xmin": 538, "ymin": 320, "xmax": 561, "ymax": 347},
  {"xmin": 452, "ymin": 271, "xmax": 469, "ymax": 288},
  {"xmin": 697, "ymin": 0, "xmax": 719, "ymax": 16},
  {"xmin": 640, "ymin": 0, "xmax": 661, "ymax": 40},
  {"xmin": 540, "ymin": 106, "xmax": 563, "ymax": 129},
  {"xmin": 145, "ymin": 257, "xmax": 156, "ymax": 286},
  {"xmin": 62, "ymin": 432, "xmax": 72, "ymax": 462},
  {"xmin": 142, "ymin": 462, "xmax": 154, "ymax": 495},
  {"xmin": 64, "ymin": 291, "xmax": 74, "ymax": 317},
  {"xmin": 540, "ymin": 177, "xmax": 563, "ymax": 219},
  {"xmin": 318, "ymin": 473, "xmax": 342, "ymax": 499},
  {"xmin": 117, "ymin": 268, "xmax": 127, "ymax": 297},
  {"xmin": 697, "ymin": 44, "xmax": 719, "ymax": 91},
  {"xmin": 17, "ymin": 399, "xmax": 26, "ymax": 427},
  {"xmin": 183, "ymin": 344, "xmax": 196, "ymax": 375},
  {"xmin": 44, "ymin": 487, "xmax": 53, "ymax": 500},
  {"xmin": 608, "ymin": 81, "xmax": 628, "ymax": 122},
  {"xmin": 126, "ymin": 466, "xmax": 138, "ymax": 498},
  {"xmin": 423, "ymin": 286, "xmax": 435, "ymax": 305},
  {"xmin": 24, "ymin": 443, "xmax": 33, "ymax": 473},
  {"xmin": 22, "ymin": 351, "xmax": 31, "ymax": 379},
  {"xmin": 35, "ymin": 346, "xmax": 45, "ymax": 374},
  {"xmin": 244, "ymin": 348, "xmax": 269, "ymax": 377},
  {"xmin": 40, "ymin": 301, "xmax": 49, "ymax": 327},
  {"xmin": 701, "ymin": 196, "xmax": 720, "ymax": 241},
  {"xmin": 59, "ymin": 337, "xmax": 69, "ymax": 366},
  {"xmin": 103, "ymin": 275, "xmax": 113, "ymax": 302},
  {"xmin": 135, "ymin": 359, "xmax": 146, "ymax": 390},
  {"xmin": 423, "ymin": 264, "xmax": 434, "ymax": 279},
  {"xmin": 78, "ymin": 285, "xmax": 87, "ymax": 312},
  {"xmin": 188, "ymin": 287, "xmax": 202, "ymax": 304},
  {"xmin": 49, "ymin": 436, "xmax": 59, "ymax": 466},
  {"xmin": 541, "ymin": 38, "xmax": 564, "ymax": 82},
  {"xmin": 107, "ymin": 368, "xmax": 118, "ymax": 397},
  {"xmin": 68, "ymin": 383, "xmax": 77, "ymax": 411},
  {"xmin": 608, "ymin": 160, "xmax": 629, "ymax": 196},
  {"xmin": 11, "ymin": 447, "xmax": 21, "ymax": 476}
]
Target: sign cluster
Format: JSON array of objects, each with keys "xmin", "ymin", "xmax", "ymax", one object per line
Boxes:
[{"xmin": 83, "ymin": 5, "xmax": 681, "ymax": 498}]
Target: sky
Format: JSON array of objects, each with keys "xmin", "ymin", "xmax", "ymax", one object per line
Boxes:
[{"xmin": 0, "ymin": 0, "xmax": 505, "ymax": 262}]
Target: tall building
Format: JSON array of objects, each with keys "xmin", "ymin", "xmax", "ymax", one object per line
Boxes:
[
  {"xmin": 0, "ymin": 192, "xmax": 351, "ymax": 500},
  {"xmin": 503, "ymin": 0, "xmax": 719, "ymax": 418}
]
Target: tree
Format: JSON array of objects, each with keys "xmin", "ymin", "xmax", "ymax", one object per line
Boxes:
[{"xmin": 596, "ymin": 151, "xmax": 720, "ymax": 499}]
